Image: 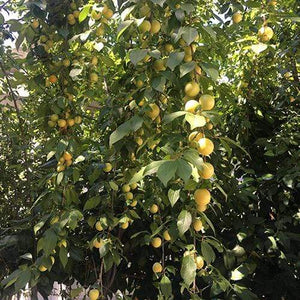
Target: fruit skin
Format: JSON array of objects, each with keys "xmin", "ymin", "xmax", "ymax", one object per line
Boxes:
[
  {"xmin": 93, "ymin": 238, "xmax": 103, "ymax": 248},
  {"xmin": 74, "ymin": 116, "xmax": 82, "ymax": 124},
  {"xmin": 91, "ymin": 56, "xmax": 98, "ymax": 66},
  {"xmin": 89, "ymin": 289, "xmax": 100, "ymax": 300},
  {"xmin": 139, "ymin": 20, "xmax": 151, "ymax": 33},
  {"xmin": 150, "ymin": 204, "xmax": 159, "ymax": 214},
  {"xmin": 185, "ymin": 81, "xmax": 200, "ymax": 97},
  {"xmin": 197, "ymin": 204, "xmax": 207, "ymax": 212},
  {"xmin": 194, "ymin": 189, "xmax": 211, "ymax": 206},
  {"xmin": 103, "ymin": 163, "xmax": 112, "ymax": 172},
  {"xmin": 103, "ymin": 8, "xmax": 113, "ymax": 19},
  {"xmin": 63, "ymin": 152, "xmax": 72, "ymax": 161},
  {"xmin": 31, "ymin": 19, "xmax": 39, "ymax": 29},
  {"xmin": 199, "ymin": 162, "xmax": 214, "ymax": 179},
  {"xmin": 96, "ymin": 25, "xmax": 105, "ymax": 36},
  {"xmin": 121, "ymin": 221, "xmax": 129, "ymax": 229},
  {"xmin": 193, "ymin": 219, "xmax": 203, "ymax": 231},
  {"xmin": 152, "ymin": 262, "xmax": 163, "ymax": 273},
  {"xmin": 135, "ymin": 79, "xmax": 143, "ymax": 88},
  {"xmin": 199, "ymin": 94, "xmax": 215, "ymax": 110},
  {"xmin": 125, "ymin": 192, "xmax": 133, "ymax": 200},
  {"xmin": 153, "ymin": 59, "xmax": 166, "ymax": 72},
  {"xmin": 151, "ymin": 237, "xmax": 162, "ymax": 248},
  {"xmin": 48, "ymin": 120, "xmax": 56, "ymax": 127},
  {"xmin": 39, "ymin": 265, "xmax": 47, "ymax": 272},
  {"xmin": 146, "ymin": 103, "xmax": 160, "ymax": 120},
  {"xmin": 163, "ymin": 230, "xmax": 171, "ymax": 241},
  {"xmin": 150, "ymin": 20, "xmax": 161, "ymax": 34},
  {"xmin": 62, "ymin": 59, "xmax": 70, "ymax": 67},
  {"xmin": 122, "ymin": 184, "xmax": 131, "ymax": 193},
  {"xmin": 165, "ymin": 44, "xmax": 174, "ymax": 53},
  {"xmin": 90, "ymin": 73, "xmax": 98, "ymax": 83},
  {"xmin": 67, "ymin": 119, "xmax": 75, "ymax": 127},
  {"xmin": 189, "ymin": 131, "xmax": 204, "ymax": 143},
  {"xmin": 95, "ymin": 221, "xmax": 103, "ymax": 231},
  {"xmin": 198, "ymin": 138, "xmax": 214, "ymax": 156},
  {"xmin": 49, "ymin": 75, "xmax": 58, "ymax": 84},
  {"xmin": 57, "ymin": 165, "xmax": 65, "ymax": 172},
  {"xmin": 232, "ymin": 12, "xmax": 242, "ymax": 24},
  {"xmin": 185, "ymin": 100, "xmax": 199, "ymax": 113},
  {"xmin": 258, "ymin": 26, "xmax": 274, "ymax": 42},
  {"xmin": 65, "ymin": 159, "xmax": 72, "ymax": 167},
  {"xmin": 195, "ymin": 256, "xmax": 204, "ymax": 269},
  {"xmin": 135, "ymin": 137, "xmax": 143, "ymax": 146},
  {"xmin": 130, "ymin": 183, "xmax": 138, "ymax": 190}
]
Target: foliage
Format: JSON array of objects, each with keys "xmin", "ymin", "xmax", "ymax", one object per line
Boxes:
[{"xmin": 0, "ymin": 0, "xmax": 299, "ymax": 299}]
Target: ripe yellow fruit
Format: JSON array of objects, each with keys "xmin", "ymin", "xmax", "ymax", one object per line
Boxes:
[
  {"xmin": 65, "ymin": 159, "xmax": 72, "ymax": 167},
  {"xmin": 130, "ymin": 183, "xmax": 138, "ymax": 190},
  {"xmin": 150, "ymin": 20, "xmax": 161, "ymax": 34},
  {"xmin": 184, "ymin": 54, "xmax": 193, "ymax": 62},
  {"xmin": 197, "ymin": 204, "xmax": 207, "ymax": 212},
  {"xmin": 93, "ymin": 238, "xmax": 103, "ymax": 248},
  {"xmin": 165, "ymin": 43, "xmax": 174, "ymax": 53},
  {"xmin": 139, "ymin": 20, "xmax": 151, "ymax": 33},
  {"xmin": 232, "ymin": 12, "xmax": 242, "ymax": 24},
  {"xmin": 135, "ymin": 79, "xmax": 144, "ymax": 88},
  {"xmin": 163, "ymin": 230, "xmax": 171, "ymax": 241},
  {"xmin": 31, "ymin": 19, "xmax": 39, "ymax": 29},
  {"xmin": 39, "ymin": 265, "xmax": 47, "ymax": 272},
  {"xmin": 49, "ymin": 75, "xmax": 58, "ymax": 84},
  {"xmin": 73, "ymin": 10, "xmax": 80, "ymax": 18},
  {"xmin": 125, "ymin": 192, "xmax": 133, "ymax": 200},
  {"xmin": 63, "ymin": 152, "xmax": 72, "ymax": 161},
  {"xmin": 121, "ymin": 221, "xmax": 129, "ymax": 229},
  {"xmin": 91, "ymin": 10, "xmax": 102, "ymax": 20},
  {"xmin": 58, "ymin": 239, "xmax": 67, "ymax": 248},
  {"xmin": 193, "ymin": 219, "xmax": 203, "ymax": 232},
  {"xmin": 90, "ymin": 73, "xmax": 98, "ymax": 83},
  {"xmin": 103, "ymin": 163, "xmax": 112, "ymax": 172},
  {"xmin": 57, "ymin": 119, "xmax": 67, "ymax": 128},
  {"xmin": 95, "ymin": 221, "xmax": 103, "ymax": 231},
  {"xmin": 195, "ymin": 65, "xmax": 202, "ymax": 75},
  {"xmin": 199, "ymin": 162, "xmax": 214, "ymax": 179},
  {"xmin": 152, "ymin": 262, "xmax": 163, "ymax": 273},
  {"xmin": 199, "ymin": 94, "xmax": 215, "ymax": 110},
  {"xmin": 188, "ymin": 131, "xmax": 204, "ymax": 143},
  {"xmin": 122, "ymin": 184, "xmax": 131, "ymax": 193},
  {"xmin": 198, "ymin": 138, "xmax": 214, "ymax": 156},
  {"xmin": 153, "ymin": 59, "xmax": 166, "ymax": 72},
  {"xmin": 130, "ymin": 200, "xmax": 137, "ymax": 207},
  {"xmin": 207, "ymin": 123, "xmax": 213, "ymax": 130},
  {"xmin": 194, "ymin": 189, "xmax": 211, "ymax": 206},
  {"xmin": 62, "ymin": 59, "xmax": 70, "ymax": 67},
  {"xmin": 146, "ymin": 103, "xmax": 160, "ymax": 120},
  {"xmin": 184, "ymin": 100, "xmax": 199, "ymax": 113},
  {"xmin": 96, "ymin": 25, "xmax": 105, "ymax": 36},
  {"xmin": 40, "ymin": 35, "xmax": 48, "ymax": 43},
  {"xmin": 50, "ymin": 256, "xmax": 55, "ymax": 265},
  {"xmin": 67, "ymin": 14, "xmax": 76, "ymax": 25},
  {"xmin": 258, "ymin": 26, "xmax": 274, "ymax": 42},
  {"xmin": 103, "ymin": 8, "xmax": 113, "ymax": 19},
  {"xmin": 135, "ymin": 137, "xmax": 143, "ymax": 146},
  {"xmin": 67, "ymin": 119, "xmax": 75, "ymax": 127},
  {"xmin": 150, "ymin": 204, "xmax": 159, "ymax": 214},
  {"xmin": 91, "ymin": 56, "xmax": 98, "ymax": 66},
  {"xmin": 195, "ymin": 256, "xmax": 204, "ymax": 269},
  {"xmin": 74, "ymin": 116, "xmax": 82, "ymax": 124},
  {"xmin": 89, "ymin": 289, "xmax": 100, "ymax": 300},
  {"xmin": 151, "ymin": 237, "xmax": 162, "ymax": 248},
  {"xmin": 269, "ymin": 0, "xmax": 277, "ymax": 6},
  {"xmin": 185, "ymin": 81, "xmax": 200, "ymax": 97},
  {"xmin": 57, "ymin": 165, "xmax": 65, "ymax": 172},
  {"xmin": 48, "ymin": 120, "xmax": 56, "ymax": 127}
]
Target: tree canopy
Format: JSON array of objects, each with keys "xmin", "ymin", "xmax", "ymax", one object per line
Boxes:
[{"xmin": 0, "ymin": 0, "xmax": 299, "ymax": 299}]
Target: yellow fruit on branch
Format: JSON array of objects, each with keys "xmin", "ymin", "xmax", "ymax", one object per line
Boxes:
[
  {"xmin": 65, "ymin": 160, "xmax": 72, "ymax": 167},
  {"xmin": 121, "ymin": 221, "xmax": 129, "ymax": 229},
  {"xmin": 193, "ymin": 219, "xmax": 203, "ymax": 231},
  {"xmin": 184, "ymin": 100, "xmax": 199, "ymax": 113},
  {"xmin": 89, "ymin": 289, "xmax": 100, "ymax": 300},
  {"xmin": 130, "ymin": 200, "xmax": 137, "ymax": 207},
  {"xmin": 150, "ymin": 204, "xmax": 159, "ymax": 214},
  {"xmin": 95, "ymin": 221, "xmax": 103, "ymax": 231},
  {"xmin": 39, "ymin": 265, "xmax": 47, "ymax": 272},
  {"xmin": 67, "ymin": 119, "xmax": 75, "ymax": 127},
  {"xmin": 91, "ymin": 56, "xmax": 98, "ymax": 66},
  {"xmin": 48, "ymin": 120, "xmax": 56, "ymax": 127},
  {"xmin": 258, "ymin": 26, "xmax": 274, "ymax": 42},
  {"xmin": 31, "ymin": 19, "xmax": 39, "ymax": 29},
  {"xmin": 146, "ymin": 103, "xmax": 160, "ymax": 120},
  {"xmin": 199, "ymin": 94, "xmax": 215, "ymax": 110},
  {"xmin": 103, "ymin": 163, "xmax": 112, "ymax": 172},
  {"xmin": 199, "ymin": 162, "xmax": 214, "ymax": 179},
  {"xmin": 139, "ymin": 20, "xmax": 151, "ymax": 33},
  {"xmin": 122, "ymin": 184, "xmax": 131, "ymax": 193},
  {"xmin": 73, "ymin": 10, "xmax": 80, "ymax": 18},
  {"xmin": 135, "ymin": 137, "xmax": 143, "ymax": 146},
  {"xmin": 130, "ymin": 183, "xmax": 138, "ymax": 190},
  {"xmin": 185, "ymin": 81, "xmax": 200, "ymax": 97},
  {"xmin": 62, "ymin": 59, "xmax": 70, "ymax": 67},
  {"xmin": 90, "ymin": 73, "xmax": 98, "ymax": 83},
  {"xmin": 93, "ymin": 238, "xmax": 103, "ymax": 248},
  {"xmin": 165, "ymin": 44, "xmax": 174, "ymax": 53},
  {"xmin": 49, "ymin": 75, "xmax": 58, "ymax": 84},
  {"xmin": 91, "ymin": 10, "xmax": 102, "ymax": 20},
  {"xmin": 151, "ymin": 237, "xmax": 162, "ymax": 248},
  {"xmin": 135, "ymin": 79, "xmax": 144, "ymax": 88},
  {"xmin": 150, "ymin": 20, "xmax": 161, "ymax": 34},
  {"xmin": 152, "ymin": 262, "xmax": 163, "ymax": 273},
  {"xmin": 63, "ymin": 152, "xmax": 72, "ymax": 161},
  {"xmin": 194, "ymin": 189, "xmax": 211, "ymax": 206},
  {"xmin": 232, "ymin": 12, "xmax": 242, "ymax": 24},
  {"xmin": 125, "ymin": 192, "xmax": 133, "ymax": 200},
  {"xmin": 197, "ymin": 204, "xmax": 207, "ymax": 212},
  {"xmin": 74, "ymin": 116, "xmax": 82, "ymax": 124},
  {"xmin": 57, "ymin": 165, "xmax": 65, "ymax": 172},
  {"xmin": 103, "ymin": 8, "xmax": 113, "ymax": 19},
  {"xmin": 57, "ymin": 119, "xmax": 67, "ymax": 128},
  {"xmin": 198, "ymin": 138, "xmax": 214, "ymax": 156},
  {"xmin": 153, "ymin": 59, "xmax": 166, "ymax": 72},
  {"xmin": 96, "ymin": 25, "xmax": 105, "ymax": 36},
  {"xmin": 195, "ymin": 256, "xmax": 204, "ymax": 269},
  {"xmin": 163, "ymin": 230, "xmax": 171, "ymax": 241}
]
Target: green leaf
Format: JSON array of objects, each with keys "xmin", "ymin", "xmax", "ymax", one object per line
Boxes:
[
  {"xmin": 180, "ymin": 255, "xmax": 196, "ymax": 286},
  {"xmin": 160, "ymin": 275, "xmax": 172, "ymax": 298},
  {"xmin": 157, "ymin": 161, "xmax": 177, "ymax": 186},
  {"xmin": 180, "ymin": 61, "xmax": 196, "ymax": 78},
  {"xmin": 70, "ymin": 287, "xmax": 83, "ymax": 299},
  {"xmin": 168, "ymin": 189, "xmax": 180, "ymax": 207},
  {"xmin": 152, "ymin": 76, "xmax": 166, "ymax": 92},
  {"xmin": 166, "ymin": 51, "xmax": 185, "ymax": 71},
  {"xmin": 79, "ymin": 5, "xmax": 91, "ymax": 23},
  {"xmin": 183, "ymin": 149, "xmax": 204, "ymax": 170},
  {"xmin": 233, "ymin": 284, "xmax": 259, "ymax": 300},
  {"xmin": 219, "ymin": 137, "xmax": 251, "ymax": 158},
  {"xmin": 110, "ymin": 116, "xmax": 143, "ymax": 146},
  {"xmin": 177, "ymin": 210, "xmax": 192, "ymax": 236},
  {"xmin": 251, "ymin": 43, "xmax": 268, "ymax": 54},
  {"xmin": 15, "ymin": 269, "xmax": 31, "ymax": 291},
  {"xmin": 43, "ymin": 229, "xmax": 58, "ymax": 256},
  {"xmin": 200, "ymin": 62, "xmax": 219, "ymax": 81},
  {"xmin": 117, "ymin": 20, "xmax": 134, "ymax": 40},
  {"xmin": 129, "ymin": 49, "xmax": 148, "ymax": 65},
  {"xmin": 201, "ymin": 25, "xmax": 217, "ymax": 41},
  {"xmin": 83, "ymin": 196, "xmax": 100, "ymax": 210},
  {"xmin": 176, "ymin": 159, "xmax": 192, "ymax": 183},
  {"xmin": 185, "ymin": 113, "xmax": 206, "ymax": 129},
  {"xmin": 59, "ymin": 246, "xmax": 68, "ymax": 268},
  {"xmin": 163, "ymin": 111, "xmax": 187, "ymax": 124},
  {"xmin": 201, "ymin": 241, "xmax": 215, "ymax": 264},
  {"xmin": 181, "ymin": 27, "xmax": 198, "ymax": 45}
]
